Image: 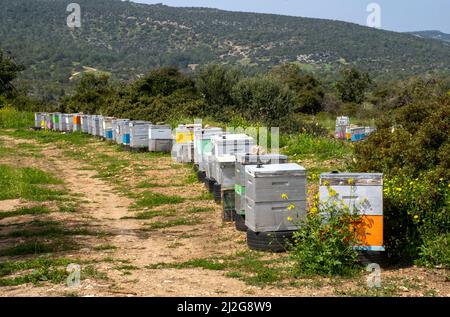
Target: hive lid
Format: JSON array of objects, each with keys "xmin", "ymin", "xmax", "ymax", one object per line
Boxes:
[
  {"xmin": 216, "ymin": 155, "xmax": 236, "ymax": 163},
  {"xmin": 246, "ymin": 163, "xmax": 306, "ymax": 177},
  {"xmin": 150, "ymin": 124, "xmax": 171, "ymax": 129},
  {"xmin": 236, "ymin": 153, "xmax": 288, "ymax": 164},
  {"xmin": 320, "ymin": 173, "xmax": 383, "ymax": 186}
]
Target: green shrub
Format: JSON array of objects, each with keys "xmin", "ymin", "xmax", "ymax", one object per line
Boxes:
[
  {"xmin": 0, "ymin": 107, "xmax": 33, "ymax": 129},
  {"xmin": 416, "ymin": 233, "xmax": 450, "ymax": 268},
  {"xmin": 290, "ymin": 197, "xmax": 361, "ymax": 276},
  {"xmin": 383, "ymin": 175, "xmax": 450, "ymax": 263},
  {"xmin": 353, "ymin": 79, "xmax": 450, "ymax": 265}
]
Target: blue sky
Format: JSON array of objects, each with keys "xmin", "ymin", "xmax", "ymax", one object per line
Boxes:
[{"xmin": 132, "ymin": 0, "xmax": 450, "ymax": 33}]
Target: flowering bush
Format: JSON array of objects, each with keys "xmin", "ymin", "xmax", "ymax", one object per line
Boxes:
[
  {"xmin": 289, "ymin": 188, "xmax": 362, "ymax": 276},
  {"xmin": 383, "ymin": 174, "xmax": 450, "ymax": 262}
]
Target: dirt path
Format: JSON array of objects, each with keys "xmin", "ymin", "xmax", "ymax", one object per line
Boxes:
[{"xmin": 0, "ymin": 135, "xmax": 448, "ymax": 297}]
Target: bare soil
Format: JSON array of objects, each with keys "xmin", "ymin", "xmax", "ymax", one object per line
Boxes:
[{"xmin": 0, "ymin": 135, "xmax": 448, "ymax": 297}]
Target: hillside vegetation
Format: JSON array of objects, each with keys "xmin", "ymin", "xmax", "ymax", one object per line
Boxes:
[{"xmin": 1, "ymin": 0, "xmax": 450, "ymax": 99}]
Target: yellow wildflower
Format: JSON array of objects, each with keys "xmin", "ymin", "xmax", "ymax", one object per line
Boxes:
[
  {"xmin": 287, "ymin": 216, "xmax": 293, "ymax": 222},
  {"xmin": 310, "ymin": 207, "xmax": 318, "ymax": 214},
  {"xmin": 281, "ymin": 193, "xmax": 288, "ymax": 200},
  {"xmin": 347, "ymin": 178, "xmax": 354, "ymax": 185},
  {"xmin": 288, "ymin": 204, "xmax": 296, "ymax": 211}
]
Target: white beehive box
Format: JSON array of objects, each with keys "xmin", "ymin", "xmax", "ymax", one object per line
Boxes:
[
  {"xmin": 129, "ymin": 121, "xmax": 151, "ymax": 149},
  {"xmin": 244, "ymin": 163, "xmax": 307, "ymax": 233},
  {"xmin": 214, "ymin": 155, "xmax": 236, "ymax": 190},
  {"xmin": 211, "ymin": 134, "xmax": 255, "ymax": 157},
  {"xmin": 149, "ymin": 124, "xmax": 172, "ymax": 140}
]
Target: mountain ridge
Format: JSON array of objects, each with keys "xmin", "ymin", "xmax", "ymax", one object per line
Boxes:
[{"xmin": 1, "ymin": 0, "xmax": 449, "ymax": 99}]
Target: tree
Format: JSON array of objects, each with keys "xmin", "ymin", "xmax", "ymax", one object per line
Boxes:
[
  {"xmin": 195, "ymin": 64, "xmax": 241, "ymax": 116},
  {"xmin": 131, "ymin": 67, "xmax": 196, "ymax": 97},
  {"xmin": 232, "ymin": 76, "xmax": 295, "ymax": 126},
  {"xmin": 335, "ymin": 68, "xmax": 371, "ymax": 104},
  {"xmin": 62, "ymin": 72, "xmax": 113, "ymax": 114},
  {"xmin": 270, "ymin": 64, "xmax": 324, "ymax": 114},
  {"xmin": 0, "ymin": 50, "xmax": 25, "ymax": 96}
]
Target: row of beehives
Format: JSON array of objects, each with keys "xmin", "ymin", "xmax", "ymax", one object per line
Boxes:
[
  {"xmin": 171, "ymin": 123, "xmax": 385, "ymax": 253},
  {"xmin": 335, "ymin": 116, "xmax": 376, "ymax": 142},
  {"xmin": 33, "ymin": 113, "xmax": 384, "ymax": 254},
  {"xmin": 34, "ymin": 112, "xmax": 173, "ymax": 152}
]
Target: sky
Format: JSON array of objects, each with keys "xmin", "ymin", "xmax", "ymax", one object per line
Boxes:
[{"xmin": 132, "ymin": 0, "xmax": 450, "ymax": 34}]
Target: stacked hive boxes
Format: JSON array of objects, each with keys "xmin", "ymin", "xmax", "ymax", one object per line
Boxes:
[
  {"xmin": 81, "ymin": 115, "xmax": 90, "ymax": 133},
  {"xmin": 45, "ymin": 113, "xmax": 53, "ymax": 130},
  {"xmin": 129, "ymin": 121, "xmax": 151, "ymax": 152},
  {"xmin": 335, "ymin": 116, "xmax": 349, "ymax": 140},
  {"xmin": 173, "ymin": 124, "xmax": 200, "ymax": 163},
  {"xmin": 102, "ymin": 117, "xmax": 115, "ymax": 140},
  {"xmin": 209, "ymin": 134, "xmax": 256, "ymax": 215},
  {"xmin": 34, "ymin": 112, "xmax": 41, "ymax": 129},
  {"xmin": 234, "ymin": 154, "xmax": 289, "ymax": 231},
  {"xmin": 319, "ymin": 173, "xmax": 384, "ymax": 253},
  {"xmin": 113, "ymin": 119, "xmax": 129, "ymax": 145},
  {"xmin": 193, "ymin": 127, "xmax": 223, "ymax": 173},
  {"xmin": 346, "ymin": 126, "xmax": 366, "ymax": 142},
  {"xmin": 149, "ymin": 124, "xmax": 173, "ymax": 152},
  {"xmin": 245, "ymin": 164, "xmax": 307, "ymax": 232},
  {"xmin": 72, "ymin": 114, "xmax": 81, "ymax": 132},
  {"xmin": 52, "ymin": 113, "xmax": 60, "ymax": 131}
]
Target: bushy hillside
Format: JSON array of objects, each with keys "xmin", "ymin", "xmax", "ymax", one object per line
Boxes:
[{"xmin": 1, "ymin": 0, "xmax": 449, "ymax": 99}]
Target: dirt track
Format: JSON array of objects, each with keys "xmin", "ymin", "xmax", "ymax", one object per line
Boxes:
[{"xmin": 0, "ymin": 134, "xmax": 448, "ymax": 297}]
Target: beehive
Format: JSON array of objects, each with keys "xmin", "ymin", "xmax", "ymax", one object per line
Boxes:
[
  {"xmin": 81, "ymin": 115, "xmax": 90, "ymax": 133},
  {"xmin": 319, "ymin": 173, "xmax": 384, "ymax": 251},
  {"xmin": 129, "ymin": 121, "xmax": 151, "ymax": 150},
  {"xmin": 149, "ymin": 124, "xmax": 173, "ymax": 152},
  {"xmin": 45, "ymin": 113, "xmax": 53, "ymax": 130},
  {"xmin": 235, "ymin": 154, "xmax": 288, "ymax": 216},
  {"xmin": 346, "ymin": 126, "xmax": 366, "ymax": 142},
  {"xmin": 72, "ymin": 114, "xmax": 81, "ymax": 132},
  {"xmin": 194, "ymin": 127, "xmax": 224, "ymax": 171},
  {"xmin": 102, "ymin": 117, "xmax": 114, "ymax": 140},
  {"xmin": 65, "ymin": 114, "xmax": 74, "ymax": 132},
  {"xmin": 244, "ymin": 163, "xmax": 307, "ymax": 232},
  {"xmin": 52, "ymin": 113, "xmax": 61, "ymax": 131},
  {"xmin": 211, "ymin": 134, "xmax": 255, "ymax": 157},
  {"xmin": 175, "ymin": 124, "xmax": 200, "ymax": 144},
  {"xmin": 113, "ymin": 119, "xmax": 129, "ymax": 144},
  {"xmin": 213, "ymin": 155, "xmax": 236, "ymax": 190}
]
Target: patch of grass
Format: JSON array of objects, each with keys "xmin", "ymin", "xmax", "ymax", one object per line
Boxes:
[
  {"xmin": 0, "ymin": 108, "xmax": 33, "ymax": 129},
  {"xmin": 0, "ymin": 256, "xmax": 92, "ymax": 286},
  {"xmin": 4, "ymin": 129, "xmax": 90, "ymax": 146},
  {"xmin": 147, "ymin": 258, "xmax": 226, "ymax": 271},
  {"xmin": 1, "ymin": 226, "xmax": 94, "ymax": 239},
  {"xmin": 0, "ymin": 239, "xmax": 79, "ymax": 257},
  {"xmin": 133, "ymin": 209, "xmax": 177, "ymax": 219},
  {"xmin": 82, "ymin": 265, "xmax": 108, "ymax": 280},
  {"xmin": 136, "ymin": 181, "xmax": 163, "ymax": 189},
  {"xmin": 190, "ymin": 191, "xmax": 213, "ymax": 201},
  {"xmin": 0, "ymin": 205, "xmax": 51, "ymax": 220},
  {"xmin": 93, "ymin": 244, "xmax": 117, "ymax": 251},
  {"xmin": 147, "ymin": 251, "xmax": 290, "ymax": 287},
  {"xmin": 115, "ymin": 264, "xmax": 139, "ymax": 271},
  {"xmin": 187, "ymin": 207, "xmax": 212, "ymax": 214},
  {"xmin": 0, "ymin": 165, "xmax": 68, "ymax": 201},
  {"xmin": 132, "ymin": 192, "xmax": 185, "ymax": 209},
  {"xmin": 281, "ymin": 133, "xmax": 352, "ymax": 161},
  {"xmin": 184, "ymin": 171, "xmax": 198, "ymax": 184},
  {"xmin": 145, "ymin": 218, "xmax": 202, "ymax": 231},
  {"xmin": 57, "ymin": 203, "xmax": 79, "ymax": 213}
]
